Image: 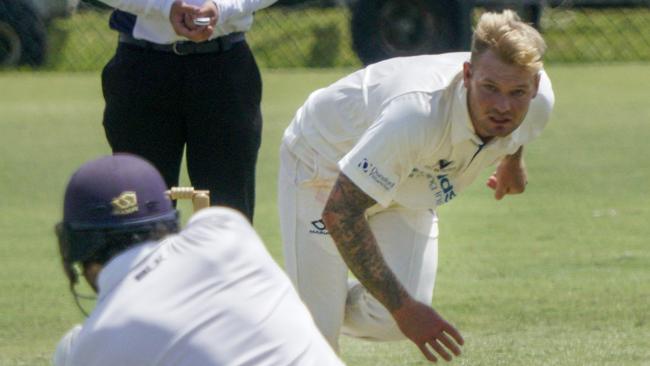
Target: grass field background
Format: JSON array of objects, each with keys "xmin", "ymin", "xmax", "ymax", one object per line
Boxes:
[
  {"xmin": 0, "ymin": 64, "xmax": 649, "ymax": 365},
  {"xmin": 41, "ymin": 6, "xmax": 650, "ymax": 71}
]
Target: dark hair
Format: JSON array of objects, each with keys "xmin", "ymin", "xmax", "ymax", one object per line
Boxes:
[
  {"xmin": 56, "ymin": 219, "xmax": 179, "ymax": 316},
  {"xmin": 82, "ymin": 220, "xmax": 179, "ymax": 266},
  {"xmin": 56, "ymin": 218, "xmax": 180, "ymax": 290}
]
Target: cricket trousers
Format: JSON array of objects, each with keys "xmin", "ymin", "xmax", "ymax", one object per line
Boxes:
[
  {"xmin": 278, "ymin": 142, "xmax": 439, "ymax": 352},
  {"xmin": 102, "ymin": 40, "xmax": 262, "ymax": 222}
]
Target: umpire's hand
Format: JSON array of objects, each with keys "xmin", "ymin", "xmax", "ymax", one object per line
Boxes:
[{"xmin": 169, "ymin": 1, "xmax": 218, "ymax": 43}]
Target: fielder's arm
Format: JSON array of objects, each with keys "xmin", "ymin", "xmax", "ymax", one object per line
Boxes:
[
  {"xmin": 321, "ymin": 173, "xmax": 409, "ymax": 312},
  {"xmin": 322, "ymin": 173, "xmax": 463, "ymax": 363}
]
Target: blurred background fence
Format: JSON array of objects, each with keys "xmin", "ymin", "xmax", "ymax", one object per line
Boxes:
[{"xmin": 2, "ymin": 0, "xmax": 650, "ymax": 71}]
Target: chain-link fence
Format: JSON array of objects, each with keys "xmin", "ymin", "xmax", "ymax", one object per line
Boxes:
[{"xmin": 2, "ymin": 0, "xmax": 650, "ymax": 71}]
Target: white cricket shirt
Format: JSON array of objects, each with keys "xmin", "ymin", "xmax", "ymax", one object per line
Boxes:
[
  {"xmin": 53, "ymin": 208, "xmax": 344, "ymax": 366},
  {"xmin": 283, "ymin": 52, "xmax": 554, "ymax": 209}
]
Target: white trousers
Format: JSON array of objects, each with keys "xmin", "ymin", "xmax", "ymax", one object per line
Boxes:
[{"xmin": 278, "ymin": 143, "xmax": 439, "ymax": 351}]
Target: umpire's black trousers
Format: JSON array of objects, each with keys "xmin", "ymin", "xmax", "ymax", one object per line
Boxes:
[{"xmin": 101, "ymin": 40, "xmax": 262, "ymax": 222}]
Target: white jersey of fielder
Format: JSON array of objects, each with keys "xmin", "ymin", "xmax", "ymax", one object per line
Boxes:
[
  {"xmin": 53, "ymin": 208, "xmax": 344, "ymax": 366},
  {"xmin": 283, "ymin": 52, "xmax": 554, "ymax": 209}
]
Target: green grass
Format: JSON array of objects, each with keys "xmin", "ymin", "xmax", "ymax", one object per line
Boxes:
[{"xmin": 1, "ymin": 64, "xmax": 649, "ymax": 365}]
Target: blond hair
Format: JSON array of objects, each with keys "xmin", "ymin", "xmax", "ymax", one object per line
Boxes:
[{"xmin": 471, "ymin": 10, "xmax": 547, "ymax": 72}]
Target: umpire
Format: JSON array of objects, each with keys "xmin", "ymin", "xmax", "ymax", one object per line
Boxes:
[{"xmin": 98, "ymin": 0, "xmax": 277, "ymax": 222}]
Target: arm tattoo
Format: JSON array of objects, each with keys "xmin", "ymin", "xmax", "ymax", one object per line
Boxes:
[{"xmin": 322, "ymin": 173, "xmax": 410, "ymax": 312}]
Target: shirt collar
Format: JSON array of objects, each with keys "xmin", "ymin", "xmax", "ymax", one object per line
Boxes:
[{"xmin": 96, "ymin": 240, "xmax": 160, "ymax": 302}]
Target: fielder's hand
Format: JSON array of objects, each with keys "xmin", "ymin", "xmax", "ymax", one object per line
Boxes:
[
  {"xmin": 392, "ymin": 299, "xmax": 464, "ymax": 363},
  {"xmin": 169, "ymin": 1, "xmax": 218, "ymax": 43},
  {"xmin": 486, "ymin": 154, "xmax": 528, "ymax": 200}
]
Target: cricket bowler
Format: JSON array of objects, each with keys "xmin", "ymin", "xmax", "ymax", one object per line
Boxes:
[{"xmin": 278, "ymin": 10, "xmax": 554, "ymax": 363}]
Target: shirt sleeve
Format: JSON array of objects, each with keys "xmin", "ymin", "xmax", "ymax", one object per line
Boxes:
[
  {"xmin": 52, "ymin": 324, "xmax": 83, "ymax": 366},
  {"xmin": 338, "ymin": 93, "xmax": 444, "ymax": 207},
  {"xmin": 213, "ymin": 0, "xmax": 278, "ymax": 25}
]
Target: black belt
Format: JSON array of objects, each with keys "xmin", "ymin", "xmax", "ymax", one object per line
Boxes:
[{"xmin": 118, "ymin": 32, "xmax": 245, "ymax": 56}]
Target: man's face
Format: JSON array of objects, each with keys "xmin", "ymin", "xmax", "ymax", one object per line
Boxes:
[{"xmin": 463, "ymin": 49, "xmax": 540, "ymax": 142}]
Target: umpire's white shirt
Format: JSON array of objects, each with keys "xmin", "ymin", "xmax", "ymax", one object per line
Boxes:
[
  {"xmin": 283, "ymin": 52, "xmax": 554, "ymax": 209},
  {"xmin": 98, "ymin": 0, "xmax": 277, "ymax": 43},
  {"xmin": 53, "ymin": 208, "xmax": 343, "ymax": 366}
]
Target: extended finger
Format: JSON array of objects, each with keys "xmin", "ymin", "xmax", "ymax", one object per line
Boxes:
[
  {"xmin": 443, "ymin": 324, "xmax": 464, "ymax": 346},
  {"xmin": 428, "ymin": 339, "xmax": 452, "ymax": 362},
  {"xmin": 438, "ymin": 332, "xmax": 462, "ymax": 356},
  {"xmin": 417, "ymin": 343, "xmax": 438, "ymax": 363},
  {"xmin": 494, "ymin": 185, "xmax": 508, "ymax": 200}
]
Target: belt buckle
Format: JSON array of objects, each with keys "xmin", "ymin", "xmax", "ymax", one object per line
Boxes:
[{"xmin": 172, "ymin": 41, "xmax": 188, "ymax": 56}]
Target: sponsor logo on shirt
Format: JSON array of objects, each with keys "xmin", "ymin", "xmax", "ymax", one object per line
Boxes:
[
  {"xmin": 357, "ymin": 158, "xmax": 396, "ymax": 191},
  {"xmin": 409, "ymin": 168, "xmax": 457, "ymax": 206},
  {"xmin": 309, "ymin": 219, "xmax": 329, "ymax": 235}
]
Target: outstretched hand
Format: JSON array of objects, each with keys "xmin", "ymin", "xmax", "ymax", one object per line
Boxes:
[
  {"xmin": 392, "ymin": 299, "xmax": 464, "ymax": 363},
  {"xmin": 486, "ymin": 154, "xmax": 528, "ymax": 200}
]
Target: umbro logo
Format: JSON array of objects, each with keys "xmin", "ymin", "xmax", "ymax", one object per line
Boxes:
[
  {"xmin": 359, "ymin": 158, "xmax": 371, "ymax": 173},
  {"xmin": 309, "ymin": 219, "xmax": 329, "ymax": 235}
]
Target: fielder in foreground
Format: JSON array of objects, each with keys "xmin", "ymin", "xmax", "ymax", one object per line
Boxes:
[
  {"xmin": 53, "ymin": 154, "xmax": 343, "ymax": 366},
  {"xmin": 278, "ymin": 10, "xmax": 554, "ymax": 362}
]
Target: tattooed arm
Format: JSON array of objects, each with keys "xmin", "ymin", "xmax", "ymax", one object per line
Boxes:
[
  {"xmin": 322, "ymin": 173, "xmax": 464, "ymax": 363},
  {"xmin": 321, "ymin": 173, "xmax": 410, "ymax": 312}
]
